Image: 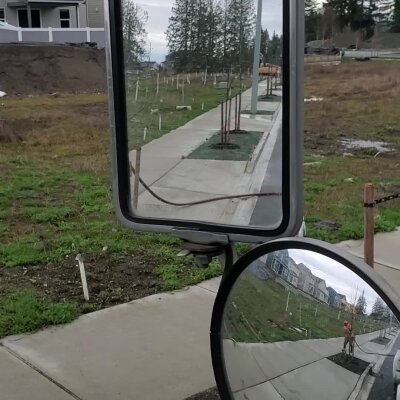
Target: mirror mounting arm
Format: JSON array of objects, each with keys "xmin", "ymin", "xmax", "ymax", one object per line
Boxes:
[{"xmin": 173, "ymin": 229, "xmax": 235, "ymax": 272}]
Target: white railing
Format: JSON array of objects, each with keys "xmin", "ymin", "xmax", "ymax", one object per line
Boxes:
[{"xmin": 0, "ymin": 26, "xmax": 105, "ymax": 48}]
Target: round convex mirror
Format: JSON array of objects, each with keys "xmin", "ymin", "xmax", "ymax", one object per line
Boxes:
[{"xmin": 210, "ymin": 238, "xmax": 400, "ymax": 400}]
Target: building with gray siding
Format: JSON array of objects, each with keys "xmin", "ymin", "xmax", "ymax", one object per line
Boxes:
[{"xmin": 0, "ymin": 0, "xmax": 103, "ymax": 28}]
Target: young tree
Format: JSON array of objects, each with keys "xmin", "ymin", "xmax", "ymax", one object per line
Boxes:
[
  {"xmin": 355, "ymin": 290, "xmax": 367, "ymax": 315},
  {"xmin": 122, "ymin": 0, "xmax": 148, "ymax": 67}
]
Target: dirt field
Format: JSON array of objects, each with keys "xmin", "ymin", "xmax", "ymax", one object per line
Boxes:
[
  {"xmin": 0, "ymin": 44, "xmax": 106, "ymax": 96},
  {"xmin": 0, "ymin": 58, "xmax": 399, "ymax": 338}
]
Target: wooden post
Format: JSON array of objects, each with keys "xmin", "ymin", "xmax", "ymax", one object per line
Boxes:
[
  {"xmin": 135, "ymin": 79, "xmax": 139, "ymax": 102},
  {"xmin": 227, "ymin": 90, "xmax": 232, "ymax": 142},
  {"xmin": 364, "ymin": 183, "xmax": 375, "ymax": 267},
  {"xmin": 220, "ymin": 101, "xmax": 225, "ymax": 143},
  {"xmin": 234, "ymin": 94, "xmax": 238, "ymax": 131},
  {"xmin": 238, "ymin": 93, "xmax": 242, "ymax": 131},
  {"xmin": 133, "ymin": 147, "xmax": 142, "ymax": 210},
  {"xmin": 285, "ymin": 291, "xmax": 290, "ymax": 312}
]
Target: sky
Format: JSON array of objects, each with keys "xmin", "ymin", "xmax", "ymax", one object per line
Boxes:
[
  {"xmin": 137, "ymin": 0, "xmax": 283, "ymax": 63},
  {"xmin": 289, "ymin": 249, "xmax": 381, "ymax": 314}
]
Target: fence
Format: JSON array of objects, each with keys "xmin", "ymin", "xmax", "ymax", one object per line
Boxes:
[
  {"xmin": 304, "ymin": 55, "xmax": 342, "ymax": 64},
  {"xmin": 0, "ymin": 26, "xmax": 105, "ymax": 48},
  {"xmin": 363, "ymin": 183, "xmax": 400, "ymax": 267}
]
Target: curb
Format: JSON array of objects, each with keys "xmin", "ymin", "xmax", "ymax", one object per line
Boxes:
[
  {"xmin": 245, "ymin": 101, "xmax": 282, "ymax": 174},
  {"xmin": 348, "ymin": 363, "xmax": 373, "ymax": 400}
]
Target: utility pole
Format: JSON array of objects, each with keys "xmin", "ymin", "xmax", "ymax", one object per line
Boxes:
[{"xmin": 251, "ymin": 0, "xmax": 263, "ymax": 114}]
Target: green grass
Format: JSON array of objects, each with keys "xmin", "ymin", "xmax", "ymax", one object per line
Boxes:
[
  {"xmin": 154, "ymin": 247, "xmax": 222, "ymax": 291},
  {"xmin": 304, "ymin": 155, "xmax": 400, "ymax": 243},
  {"xmin": 0, "ymin": 290, "xmax": 78, "ymax": 338},
  {"xmin": 126, "ymin": 74, "xmax": 252, "ymax": 149},
  {"xmin": 225, "ymin": 272, "xmax": 387, "ymax": 343}
]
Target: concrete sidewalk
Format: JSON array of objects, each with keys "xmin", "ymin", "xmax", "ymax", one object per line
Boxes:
[
  {"xmin": 336, "ymin": 227, "xmax": 400, "ymax": 291},
  {"xmin": 2, "ymin": 230, "xmax": 400, "ymax": 400},
  {"xmin": 129, "ymin": 81, "xmax": 282, "ymax": 227}
]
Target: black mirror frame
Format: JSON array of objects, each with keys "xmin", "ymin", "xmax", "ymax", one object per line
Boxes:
[
  {"xmin": 210, "ymin": 237, "xmax": 400, "ymax": 400},
  {"xmin": 104, "ymin": 0, "xmax": 305, "ymax": 242}
]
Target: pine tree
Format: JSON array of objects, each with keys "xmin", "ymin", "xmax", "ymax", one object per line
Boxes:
[
  {"xmin": 166, "ymin": 0, "xmax": 225, "ymax": 72},
  {"xmin": 326, "ymin": 0, "xmax": 377, "ymax": 41},
  {"xmin": 392, "ymin": 0, "xmax": 400, "ymax": 31},
  {"xmin": 122, "ymin": 0, "xmax": 148, "ymax": 67},
  {"xmin": 374, "ymin": 0, "xmax": 394, "ymax": 24},
  {"xmin": 225, "ymin": 0, "xmax": 255, "ymax": 71},
  {"xmin": 166, "ymin": 0, "xmax": 192, "ymax": 71},
  {"xmin": 260, "ymin": 28, "xmax": 270, "ymax": 64},
  {"xmin": 370, "ymin": 297, "xmax": 386, "ymax": 319},
  {"xmin": 355, "ymin": 290, "xmax": 367, "ymax": 315}
]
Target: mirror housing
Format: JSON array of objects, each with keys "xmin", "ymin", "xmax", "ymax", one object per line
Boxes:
[
  {"xmin": 210, "ymin": 237, "xmax": 400, "ymax": 399},
  {"xmin": 104, "ymin": 0, "xmax": 305, "ymax": 243}
]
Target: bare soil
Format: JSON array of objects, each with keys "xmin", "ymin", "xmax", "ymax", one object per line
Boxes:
[
  {"xmin": 0, "ymin": 44, "xmax": 106, "ymax": 96},
  {"xmin": 0, "ymin": 251, "xmax": 162, "ymax": 313}
]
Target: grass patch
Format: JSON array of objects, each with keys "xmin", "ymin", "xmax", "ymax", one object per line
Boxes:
[
  {"xmin": 304, "ymin": 155, "xmax": 400, "ymax": 243},
  {"xmin": 0, "ymin": 290, "xmax": 77, "ymax": 338},
  {"xmin": 188, "ymin": 131, "xmax": 263, "ymax": 161},
  {"xmin": 225, "ymin": 271, "xmax": 386, "ymax": 343},
  {"xmin": 154, "ymin": 247, "xmax": 222, "ymax": 291},
  {"xmin": 126, "ymin": 74, "xmax": 252, "ymax": 149}
]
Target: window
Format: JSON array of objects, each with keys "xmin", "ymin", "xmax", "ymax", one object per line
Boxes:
[
  {"xmin": 18, "ymin": 9, "xmax": 41, "ymax": 28},
  {"xmin": 60, "ymin": 9, "xmax": 70, "ymax": 28},
  {"xmin": 0, "ymin": 8, "xmax": 5, "ymax": 22}
]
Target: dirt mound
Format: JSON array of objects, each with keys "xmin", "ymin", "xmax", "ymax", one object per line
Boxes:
[{"xmin": 0, "ymin": 44, "xmax": 106, "ymax": 96}]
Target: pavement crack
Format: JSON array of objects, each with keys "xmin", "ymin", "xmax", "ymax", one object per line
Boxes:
[{"xmin": 0, "ymin": 344, "xmax": 83, "ymax": 400}]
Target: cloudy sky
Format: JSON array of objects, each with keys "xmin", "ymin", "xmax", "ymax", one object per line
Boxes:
[
  {"xmin": 289, "ymin": 249, "xmax": 382, "ymax": 314},
  {"xmin": 137, "ymin": 0, "xmax": 283, "ymax": 62}
]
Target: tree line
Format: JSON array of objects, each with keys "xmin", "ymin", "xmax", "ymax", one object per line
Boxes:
[{"xmin": 305, "ymin": 0, "xmax": 400, "ymax": 44}]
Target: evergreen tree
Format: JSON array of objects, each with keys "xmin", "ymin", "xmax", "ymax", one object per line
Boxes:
[
  {"xmin": 326, "ymin": 0, "xmax": 377, "ymax": 41},
  {"xmin": 266, "ymin": 32, "xmax": 282, "ymax": 64},
  {"xmin": 166, "ymin": 0, "xmax": 226, "ymax": 72},
  {"xmin": 225, "ymin": 0, "xmax": 256, "ymax": 71},
  {"xmin": 166, "ymin": 0, "xmax": 192, "ymax": 71},
  {"xmin": 370, "ymin": 297, "xmax": 386, "ymax": 319},
  {"xmin": 260, "ymin": 28, "xmax": 270, "ymax": 64},
  {"xmin": 392, "ymin": 0, "xmax": 400, "ymax": 30},
  {"xmin": 122, "ymin": 0, "xmax": 148, "ymax": 67},
  {"xmin": 355, "ymin": 290, "xmax": 367, "ymax": 315},
  {"xmin": 374, "ymin": 0, "xmax": 394, "ymax": 24}
]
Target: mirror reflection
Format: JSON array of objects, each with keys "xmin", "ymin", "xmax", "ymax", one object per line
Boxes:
[
  {"xmin": 122, "ymin": 0, "xmax": 283, "ymax": 228},
  {"xmin": 222, "ymin": 249, "xmax": 400, "ymax": 400}
]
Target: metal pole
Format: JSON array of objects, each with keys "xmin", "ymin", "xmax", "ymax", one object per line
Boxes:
[{"xmin": 250, "ymin": 0, "xmax": 263, "ymax": 114}]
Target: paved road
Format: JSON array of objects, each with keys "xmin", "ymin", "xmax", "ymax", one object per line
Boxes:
[
  {"xmin": 368, "ymin": 334, "xmax": 400, "ymax": 400},
  {"xmin": 249, "ymin": 125, "xmax": 282, "ymax": 227}
]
